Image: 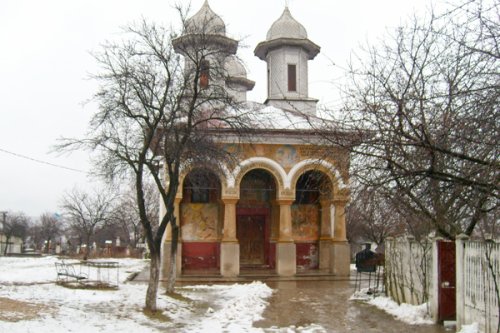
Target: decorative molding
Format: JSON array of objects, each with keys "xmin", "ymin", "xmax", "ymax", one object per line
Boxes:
[
  {"xmin": 286, "ymin": 158, "xmax": 347, "ymax": 190},
  {"xmin": 231, "ymin": 156, "xmax": 287, "ymax": 189}
]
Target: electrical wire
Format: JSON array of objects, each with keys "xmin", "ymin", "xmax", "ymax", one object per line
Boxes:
[{"xmin": 0, "ymin": 147, "xmax": 88, "ymax": 174}]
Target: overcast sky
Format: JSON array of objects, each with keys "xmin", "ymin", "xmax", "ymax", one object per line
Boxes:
[{"xmin": 0, "ymin": 0, "xmax": 436, "ymax": 218}]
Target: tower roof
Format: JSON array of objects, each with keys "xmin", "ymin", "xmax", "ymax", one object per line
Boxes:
[
  {"xmin": 173, "ymin": 1, "xmax": 237, "ymax": 55},
  {"xmin": 266, "ymin": 7, "xmax": 307, "ymax": 40},
  {"xmin": 185, "ymin": 0, "xmax": 226, "ymax": 35},
  {"xmin": 225, "ymin": 56, "xmax": 247, "ymax": 78},
  {"xmin": 225, "ymin": 56, "xmax": 255, "ymax": 91},
  {"xmin": 254, "ymin": 6, "xmax": 320, "ymax": 60}
]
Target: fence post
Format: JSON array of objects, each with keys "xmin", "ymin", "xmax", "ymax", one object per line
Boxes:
[
  {"xmin": 385, "ymin": 237, "xmax": 393, "ymax": 301},
  {"xmin": 455, "ymin": 234, "xmax": 469, "ymax": 331},
  {"xmin": 430, "ymin": 237, "xmax": 442, "ymax": 323}
]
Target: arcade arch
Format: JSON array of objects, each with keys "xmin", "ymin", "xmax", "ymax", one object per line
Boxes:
[
  {"xmin": 237, "ymin": 169, "xmax": 277, "ymax": 268},
  {"xmin": 180, "ymin": 168, "xmax": 222, "ymax": 271}
]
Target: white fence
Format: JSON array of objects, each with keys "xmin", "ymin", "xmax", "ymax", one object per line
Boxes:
[
  {"xmin": 385, "ymin": 236, "xmax": 500, "ymax": 332},
  {"xmin": 457, "ymin": 238, "xmax": 500, "ymax": 333},
  {"xmin": 385, "ymin": 237, "xmax": 433, "ymax": 306}
]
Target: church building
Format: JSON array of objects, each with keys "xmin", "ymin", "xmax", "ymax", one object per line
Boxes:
[{"xmin": 161, "ymin": 1, "xmax": 351, "ymax": 278}]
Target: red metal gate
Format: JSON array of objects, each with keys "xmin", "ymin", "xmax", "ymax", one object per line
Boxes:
[{"xmin": 437, "ymin": 241, "xmax": 456, "ymax": 322}]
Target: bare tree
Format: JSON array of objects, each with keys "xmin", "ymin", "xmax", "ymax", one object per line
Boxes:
[
  {"xmin": 325, "ymin": 0, "xmax": 499, "ymax": 240},
  {"xmin": 57, "ymin": 9, "xmax": 249, "ymax": 311},
  {"xmin": 113, "ymin": 181, "xmax": 159, "ymax": 249},
  {"xmin": 60, "ymin": 188, "xmax": 116, "ymax": 260},
  {"xmin": 38, "ymin": 212, "xmax": 64, "ymax": 254},
  {"xmin": 347, "ymin": 184, "xmax": 405, "ymax": 245},
  {"xmin": 1, "ymin": 211, "xmax": 30, "ymax": 255}
]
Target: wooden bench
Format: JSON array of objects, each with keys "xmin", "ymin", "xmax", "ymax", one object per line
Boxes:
[{"xmin": 55, "ymin": 261, "xmax": 88, "ymax": 283}]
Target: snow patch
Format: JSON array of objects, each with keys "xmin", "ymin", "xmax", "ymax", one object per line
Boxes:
[
  {"xmin": 457, "ymin": 322, "xmax": 480, "ymax": 333},
  {"xmin": 0, "ymin": 257, "xmax": 276, "ymax": 332},
  {"xmin": 350, "ymin": 289, "xmax": 433, "ymax": 326}
]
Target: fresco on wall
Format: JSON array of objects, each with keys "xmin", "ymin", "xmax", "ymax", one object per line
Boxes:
[
  {"xmin": 275, "ymin": 145, "xmax": 298, "ymax": 168},
  {"xmin": 291, "ymin": 204, "xmax": 319, "ymax": 241},
  {"xmin": 181, "ymin": 203, "xmax": 218, "ymax": 241}
]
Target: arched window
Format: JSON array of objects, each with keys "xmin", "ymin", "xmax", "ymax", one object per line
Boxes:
[
  {"xmin": 239, "ymin": 169, "xmax": 276, "ymax": 206},
  {"xmin": 183, "ymin": 169, "xmax": 220, "ymax": 203},
  {"xmin": 295, "ymin": 171, "xmax": 330, "ymax": 204}
]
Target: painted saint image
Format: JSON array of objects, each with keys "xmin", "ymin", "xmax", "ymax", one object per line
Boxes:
[{"xmin": 275, "ymin": 145, "xmax": 298, "ymax": 168}]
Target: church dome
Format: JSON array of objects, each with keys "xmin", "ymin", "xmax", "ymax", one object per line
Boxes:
[
  {"xmin": 266, "ymin": 7, "xmax": 307, "ymax": 40},
  {"xmin": 225, "ymin": 56, "xmax": 247, "ymax": 78},
  {"xmin": 185, "ymin": 0, "xmax": 226, "ymax": 35}
]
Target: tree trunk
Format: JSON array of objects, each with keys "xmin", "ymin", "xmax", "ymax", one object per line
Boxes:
[
  {"xmin": 84, "ymin": 234, "xmax": 92, "ymax": 261},
  {"xmin": 165, "ymin": 224, "xmax": 179, "ymax": 293},
  {"xmin": 45, "ymin": 237, "xmax": 51, "ymax": 254},
  {"xmin": 3, "ymin": 236, "xmax": 10, "ymax": 255},
  {"xmin": 145, "ymin": 250, "xmax": 161, "ymax": 312}
]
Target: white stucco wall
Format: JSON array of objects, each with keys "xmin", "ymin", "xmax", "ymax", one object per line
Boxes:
[{"xmin": 266, "ymin": 46, "xmax": 309, "ymax": 100}]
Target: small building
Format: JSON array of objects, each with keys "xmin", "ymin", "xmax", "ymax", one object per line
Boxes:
[
  {"xmin": 161, "ymin": 1, "xmax": 353, "ymax": 278},
  {"xmin": 0, "ymin": 233, "xmax": 23, "ymax": 255}
]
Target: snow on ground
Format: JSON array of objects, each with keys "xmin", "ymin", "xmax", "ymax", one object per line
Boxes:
[
  {"xmin": 350, "ymin": 289, "xmax": 434, "ymax": 325},
  {"xmin": 0, "ymin": 256, "xmax": 146, "ymax": 285},
  {"xmin": 0, "ymin": 256, "xmax": 274, "ymax": 332},
  {"xmin": 457, "ymin": 323, "xmax": 480, "ymax": 333},
  {"xmin": 367, "ymin": 296, "xmax": 433, "ymax": 325}
]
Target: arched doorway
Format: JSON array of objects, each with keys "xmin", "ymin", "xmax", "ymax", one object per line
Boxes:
[
  {"xmin": 180, "ymin": 169, "xmax": 221, "ymax": 271},
  {"xmin": 237, "ymin": 169, "xmax": 276, "ymax": 268},
  {"xmin": 293, "ymin": 170, "xmax": 332, "ymax": 270}
]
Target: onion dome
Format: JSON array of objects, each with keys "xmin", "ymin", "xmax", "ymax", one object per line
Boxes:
[
  {"xmin": 225, "ymin": 56, "xmax": 247, "ymax": 77},
  {"xmin": 255, "ymin": 7, "xmax": 320, "ymax": 60},
  {"xmin": 185, "ymin": 0, "xmax": 226, "ymax": 35},
  {"xmin": 173, "ymin": 1, "xmax": 237, "ymax": 56},
  {"xmin": 225, "ymin": 56, "xmax": 255, "ymax": 91},
  {"xmin": 266, "ymin": 7, "xmax": 307, "ymax": 40}
]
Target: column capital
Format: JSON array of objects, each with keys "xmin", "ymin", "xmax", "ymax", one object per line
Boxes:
[
  {"xmin": 276, "ymin": 199, "xmax": 294, "ymax": 206},
  {"xmin": 332, "ymin": 196, "xmax": 349, "ymax": 205},
  {"xmin": 319, "ymin": 199, "xmax": 334, "ymax": 207},
  {"xmin": 221, "ymin": 198, "xmax": 239, "ymax": 205}
]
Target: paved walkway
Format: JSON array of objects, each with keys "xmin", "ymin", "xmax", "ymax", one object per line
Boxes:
[
  {"xmin": 254, "ymin": 280, "xmax": 449, "ymax": 332},
  {"xmin": 134, "ymin": 269, "xmax": 450, "ymax": 332}
]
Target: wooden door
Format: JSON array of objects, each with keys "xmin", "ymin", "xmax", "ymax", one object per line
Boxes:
[
  {"xmin": 237, "ymin": 215, "xmax": 265, "ymax": 265},
  {"xmin": 438, "ymin": 241, "xmax": 456, "ymax": 322}
]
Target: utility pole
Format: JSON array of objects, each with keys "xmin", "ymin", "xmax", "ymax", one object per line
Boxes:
[
  {"xmin": 0, "ymin": 211, "xmax": 6, "ymax": 231},
  {"xmin": 0, "ymin": 211, "xmax": 6, "ymax": 255}
]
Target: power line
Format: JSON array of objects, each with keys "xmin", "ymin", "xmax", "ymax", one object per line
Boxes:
[{"xmin": 0, "ymin": 147, "xmax": 88, "ymax": 174}]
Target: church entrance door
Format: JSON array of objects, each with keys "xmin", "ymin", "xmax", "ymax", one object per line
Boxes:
[{"xmin": 237, "ymin": 215, "xmax": 266, "ymax": 266}]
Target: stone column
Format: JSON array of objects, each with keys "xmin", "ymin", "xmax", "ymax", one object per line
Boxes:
[
  {"xmin": 330, "ymin": 197, "xmax": 350, "ymax": 276},
  {"xmin": 220, "ymin": 198, "xmax": 240, "ymax": 277},
  {"xmin": 332, "ymin": 198, "xmax": 347, "ymax": 242},
  {"xmin": 276, "ymin": 199, "xmax": 296, "ymax": 276},
  {"xmin": 319, "ymin": 199, "xmax": 333, "ymax": 270},
  {"xmin": 162, "ymin": 198, "xmax": 183, "ymax": 279}
]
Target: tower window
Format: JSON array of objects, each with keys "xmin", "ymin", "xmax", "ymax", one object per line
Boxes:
[
  {"xmin": 288, "ymin": 64, "xmax": 296, "ymax": 92},
  {"xmin": 200, "ymin": 59, "xmax": 210, "ymax": 89}
]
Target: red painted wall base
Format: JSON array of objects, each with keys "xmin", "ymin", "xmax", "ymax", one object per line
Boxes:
[
  {"xmin": 182, "ymin": 242, "xmax": 220, "ymax": 270},
  {"xmin": 296, "ymin": 242, "xmax": 319, "ymax": 270}
]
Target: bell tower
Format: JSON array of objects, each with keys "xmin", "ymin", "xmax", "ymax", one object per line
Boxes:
[
  {"xmin": 172, "ymin": 1, "xmax": 254, "ymax": 102},
  {"xmin": 255, "ymin": 7, "xmax": 320, "ymax": 115}
]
